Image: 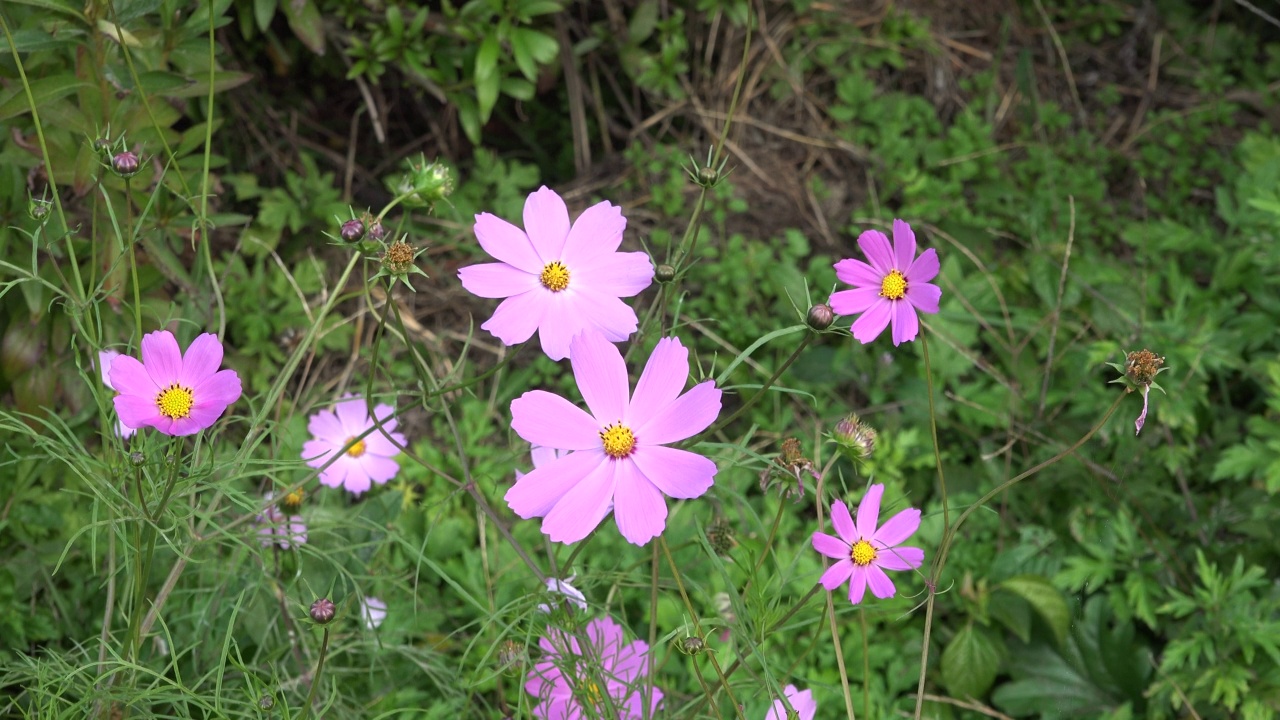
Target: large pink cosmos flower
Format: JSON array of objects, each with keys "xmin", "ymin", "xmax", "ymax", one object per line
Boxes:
[
  {"xmin": 302, "ymin": 395, "xmax": 407, "ymax": 496},
  {"xmin": 109, "ymin": 331, "xmax": 242, "ymax": 437},
  {"xmin": 765, "ymin": 684, "xmax": 817, "ymax": 720},
  {"xmin": 458, "ymin": 186, "xmax": 654, "ymax": 361},
  {"xmin": 811, "ymin": 484, "xmax": 925, "ymax": 605},
  {"xmin": 830, "ymin": 219, "xmax": 941, "ymax": 346},
  {"xmin": 525, "ymin": 616, "xmax": 662, "ymax": 720},
  {"xmin": 506, "ymin": 331, "xmax": 721, "ymax": 546},
  {"xmin": 97, "ymin": 350, "xmax": 136, "ymax": 439}
]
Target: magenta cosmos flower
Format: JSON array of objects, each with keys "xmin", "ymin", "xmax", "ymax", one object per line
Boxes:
[
  {"xmin": 505, "ymin": 331, "xmax": 721, "ymax": 545},
  {"xmin": 811, "ymin": 484, "xmax": 924, "ymax": 604},
  {"xmin": 830, "ymin": 219, "xmax": 941, "ymax": 345},
  {"xmin": 765, "ymin": 684, "xmax": 817, "ymax": 720},
  {"xmin": 526, "ymin": 616, "xmax": 662, "ymax": 719},
  {"xmin": 109, "ymin": 331, "xmax": 242, "ymax": 437},
  {"xmin": 302, "ymin": 395, "xmax": 407, "ymax": 496},
  {"xmin": 97, "ymin": 350, "xmax": 136, "ymax": 439},
  {"xmin": 458, "ymin": 186, "xmax": 654, "ymax": 361}
]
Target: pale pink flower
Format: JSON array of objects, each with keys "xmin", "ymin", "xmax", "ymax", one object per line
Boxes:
[
  {"xmin": 537, "ymin": 575, "xmax": 588, "ymax": 614},
  {"xmin": 361, "ymin": 596, "xmax": 387, "ymax": 629},
  {"xmin": 830, "ymin": 219, "xmax": 941, "ymax": 345},
  {"xmin": 458, "ymin": 186, "xmax": 654, "ymax": 361},
  {"xmin": 108, "ymin": 331, "xmax": 242, "ymax": 436},
  {"xmin": 505, "ymin": 331, "xmax": 722, "ymax": 546},
  {"xmin": 525, "ymin": 616, "xmax": 662, "ymax": 719},
  {"xmin": 256, "ymin": 493, "xmax": 307, "ymax": 550},
  {"xmin": 765, "ymin": 684, "xmax": 817, "ymax": 720},
  {"xmin": 302, "ymin": 395, "xmax": 407, "ymax": 496},
  {"xmin": 97, "ymin": 350, "xmax": 136, "ymax": 439},
  {"xmin": 811, "ymin": 484, "xmax": 925, "ymax": 605}
]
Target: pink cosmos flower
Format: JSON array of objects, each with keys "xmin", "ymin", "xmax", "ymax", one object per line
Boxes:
[
  {"xmin": 97, "ymin": 350, "xmax": 136, "ymax": 439},
  {"xmin": 458, "ymin": 186, "xmax": 654, "ymax": 361},
  {"xmin": 811, "ymin": 484, "xmax": 925, "ymax": 604},
  {"xmin": 526, "ymin": 616, "xmax": 662, "ymax": 719},
  {"xmin": 505, "ymin": 331, "xmax": 722, "ymax": 546},
  {"xmin": 256, "ymin": 493, "xmax": 307, "ymax": 550},
  {"xmin": 830, "ymin": 219, "xmax": 941, "ymax": 345},
  {"xmin": 302, "ymin": 395, "xmax": 407, "ymax": 496},
  {"xmin": 361, "ymin": 596, "xmax": 387, "ymax": 629},
  {"xmin": 109, "ymin": 331, "xmax": 242, "ymax": 437},
  {"xmin": 765, "ymin": 684, "xmax": 817, "ymax": 720}
]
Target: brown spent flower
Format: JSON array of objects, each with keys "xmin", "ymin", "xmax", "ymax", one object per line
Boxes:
[
  {"xmin": 383, "ymin": 240, "xmax": 416, "ymax": 274},
  {"xmin": 834, "ymin": 414, "xmax": 877, "ymax": 459},
  {"xmin": 1125, "ymin": 349, "xmax": 1164, "ymax": 387}
]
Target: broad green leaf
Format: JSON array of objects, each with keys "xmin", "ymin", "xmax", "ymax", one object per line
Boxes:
[
  {"xmin": 510, "ymin": 28, "xmax": 538, "ymax": 81},
  {"xmin": 629, "ymin": 0, "xmax": 659, "ymax": 44},
  {"xmin": 282, "ymin": 0, "xmax": 325, "ymax": 55},
  {"xmin": 500, "ymin": 77, "xmax": 534, "ymax": 101},
  {"xmin": 158, "ymin": 71, "xmax": 252, "ymax": 98},
  {"xmin": 132, "ymin": 71, "xmax": 194, "ymax": 95},
  {"xmin": 0, "ymin": 75, "xmax": 90, "ymax": 121},
  {"xmin": 475, "ymin": 70, "xmax": 500, "ymax": 124},
  {"xmin": 941, "ymin": 623, "xmax": 1002, "ymax": 700},
  {"xmin": 474, "ymin": 33, "xmax": 500, "ymax": 82},
  {"xmin": 96, "ymin": 19, "xmax": 145, "ymax": 47},
  {"xmin": 992, "ymin": 642, "xmax": 1116, "ymax": 718},
  {"xmin": 254, "ymin": 0, "xmax": 277, "ymax": 32},
  {"xmin": 2, "ymin": 0, "xmax": 84, "ymax": 21},
  {"xmin": 988, "ymin": 590, "xmax": 1033, "ymax": 644},
  {"xmin": 1001, "ymin": 575, "xmax": 1070, "ymax": 645},
  {"xmin": 0, "ymin": 28, "xmax": 80, "ymax": 54},
  {"xmin": 514, "ymin": 28, "xmax": 558, "ymax": 64}
]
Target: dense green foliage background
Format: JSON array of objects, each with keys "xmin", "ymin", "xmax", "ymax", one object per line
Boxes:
[{"xmin": 2, "ymin": 0, "xmax": 1280, "ymax": 718}]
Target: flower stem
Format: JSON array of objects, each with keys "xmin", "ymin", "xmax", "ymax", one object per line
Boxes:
[
  {"xmin": 860, "ymin": 607, "xmax": 870, "ymax": 720},
  {"xmin": 921, "ymin": 331, "xmax": 948, "ymax": 532},
  {"xmin": 827, "ymin": 592, "xmax": 858, "ymax": 720},
  {"xmin": 300, "ymin": 626, "xmax": 330, "ymax": 720},
  {"xmin": 705, "ymin": 333, "xmax": 814, "ymax": 438},
  {"xmin": 911, "ymin": 391, "xmax": 1127, "ymax": 719}
]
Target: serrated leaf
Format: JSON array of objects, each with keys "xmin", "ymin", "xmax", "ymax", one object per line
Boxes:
[
  {"xmin": 1001, "ymin": 575, "xmax": 1070, "ymax": 645},
  {"xmin": 941, "ymin": 623, "xmax": 1002, "ymax": 700}
]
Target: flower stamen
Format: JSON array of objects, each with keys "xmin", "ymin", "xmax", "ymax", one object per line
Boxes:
[
  {"xmin": 600, "ymin": 422, "xmax": 636, "ymax": 458},
  {"xmin": 540, "ymin": 261, "xmax": 571, "ymax": 292},
  {"xmin": 879, "ymin": 270, "xmax": 907, "ymax": 300},
  {"xmin": 155, "ymin": 384, "xmax": 195, "ymax": 419},
  {"xmin": 850, "ymin": 539, "xmax": 877, "ymax": 566},
  {"xmin": 345, "ymin": 437, "xmax": 367, "ymax": 458}
]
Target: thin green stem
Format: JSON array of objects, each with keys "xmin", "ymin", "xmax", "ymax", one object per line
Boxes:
[
  {"xmin": 921, "ymin": 331, "xmax": 948, "ymax": 532},
  {"xmin": 705, "ymin": 334, "xmax": 814, "ymax": 438},
  {"xmin": 827, "ymin": 593, "xmax": 857, "ymax": 720},
  {"xmin": 301, "ymin": 626, "xmax": 331, "ymax": 720},
  {"xmin": 646, "ymin": 543, "xmax": 659, "ymax": 720},
  {"xmin": 911, "ymin": 391, "xmax": 1127, "ymax": 719},
  {"xmin": 860, "ymin": 608, "xmax": 870, "ymax": 720}
]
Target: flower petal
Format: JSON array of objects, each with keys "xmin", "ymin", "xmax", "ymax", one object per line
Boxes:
[
  {"xmin": 474, "ymin": 212, "xmax": 542, "ymax": 273},
  {"xmin": 531, "ymin": 445, "xmax": 561, "ymax": 469},
  {"xmin": 523, "ymin": 186, "xmax": 572, "ymax": 260},
  {"xmin": 906, "ymin": 281, "xmax": 942, "ymax": 314},
  {"xmin": 98, "ymin": 350, "xmax": 120, "ymax": 389},
  {"xmin": 179, "ymin": 333, "xmax": 224, "ymax": 386},
  {"xmin": 630, "ymin": 445, "xmax": 717, "ymax": 499},
  {"xmin": 612, "ymin": 462, "xmax": 667, "ymax": 545},
  {"xmin": 506, "ymin": 450, "xmax": 606, "ymax": 518},
  {"xmin": 141, "ymin": 330, "xmax": 183, "ymax": 387},
  {"xmin": 857, "ymin": 229, "xmax": 895, "ymax": 274},
  {"xmin": 906, "ymin": 247, "xmax": 940, "ymax": 284},
  {"xmin": 570, "ymin": 331, "xmax": 630, "ymax": 423},
  {"xmin": 855, "ymin": 484, "xmax": 883, "ymax": 539},
  {"xmin": 851, "ymin": 299, "xmax": 892, "ymax": 344},
  {"xmin": 830, "ymin": 499, "xmax": 856, "ymax": 544},
  {"xmin": 559, "ymin": 199, "xmax": 626, "ymax": 267},
  {"xmin": 334, "ymin": 396, "xmax": 370, "ymax": 436},
  {"xmin": 829, "ymin": 286, "xmax": 882, "ymax": 316},
  {"xmin": 890, "ymin": 298, "xmax": 919, "ymax": 345},
  {"xmin": 847, "ymin": 565, "xmax": 869, "ymax": 605},
  {"xmin": 541, "ymin": 457, "xmax": 617, "ymax": 543},
  {"xmin": 343, "ymin": 463, "xmax": 374, "ymax": 495},
  {"xmin": 876, "ymin": 545, "xmax": 924, "ymax": 571},
  {"xmin": 573, "ymin": 291, "xmax": 640, "ymax": 343},
  {"xmin": 109, "ymin": 354, "xmax": 159, "ymax": 398},
  {"xmin": 833, "ymin": 257, "xmax": 882, "ymax": 288},
  {"xmin": 307, "ymin": 409, "xmax": 344, "ymax": 444},
  {"xmin": 510, "ymin": 390, "xmax": 601, "ymax": 450},
  {"xmin": 573, "ymin": 251, "xmax": 653, "ymax": 297},
  {"xmin": 114, "ymin": 393, "xmax": 160, "ymax": 430},
  {"xmin": 819, "ymin": 559, "xmax": 854, "ymax": 590},
  {"xmin": 458, "ymin": 262, "xmax": 539, "ymax": 299},
  {"xmin": 358, "ymin": 454, "xmax": 400, "ymax": 485},
  {"xmin": 633, "ymin": 380, "xmax": 720, "ymax": 445},
  {"xmin": 866, "ymin": 564, "xmax": 897, "ymax": 599},
  {"xmin": 535, "ymin": 293, "xmax": 584, "ymax": 361},
  {"xmin": 874, "ymin": 506, "xmax": 921, "ymax": 547},
  {"xmin": 892, "ymin": 219, "xmax": 917, "ymax": 271},
  {"xmin": 192, "ymin": 368, "xmax": 241, "ymax": 415},
  {"xmin": 302, "ymin": 438, "xmax": 337, "ymax": 466},
  {"xmin": 811, "ymin": 531, "xmax": 850, "ymax": 560},
  {"xmin": 627, "ymin": 337, "xmax": 688, "ymax": 427},
  {"xmin": 483, "ymin": 291, "xmax": 547, "ymax": 348}
]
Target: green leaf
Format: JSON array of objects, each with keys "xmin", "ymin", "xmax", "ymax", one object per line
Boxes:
[
  {"xmin": 0, "ymin": 75, "xmax": 91, "ymax": 121},
  {"xmin": 510, "ymin": 28, "xmax": 538, "ymax": 81},
  {"xmin": 988, "ymin": 590, "xmax": 1033, "ymax": 644},
  {"xmin": 516, "ymin": 28, "xmax": 558, "ymax": 64},
  {"xmin": 941, "ymin": 623, "xmax": 1002, "ymax": 700},
  {"xmin": 474, "ymin": 33, "xmax": 500, "ymax": 82},
  {"xmin": 629, "ymin": 0, "xmax": 660, "ymax": 44},
  {"xmin": 281, "ymin": 0, "xmax": 325, "ymax": 55},
  {"xmin": 1001, "ymin": 575, "xmax": 1070, "ymax": 645},
  {"xmin": 475, "ymin": 70, "xmax": 500, "ymax": 124},
  {"xmin": 0, "ymin": 28, "xmax": 80, "ymax": 54},
  {"xmin": 254, "ymin": 0, "xmax": 277, "ymax": 32},
  {"xmin": 1, "ymin": 0, "xmax": 84, "ymax": 21},
  {"xmin": 500, "ymin": 77, "xmax": 534, "ymax": 101},
  {"xmin": 156, "ymin": 71, "xmax": 252, "ymax": 99}
]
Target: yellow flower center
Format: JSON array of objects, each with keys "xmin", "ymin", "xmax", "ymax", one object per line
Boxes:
[
  {"xmin": 345, "ymin": 437, "xmax": 367, "ymax": 458},
  {"xmin": 851, "ymin": 539, "xmax": 877, "ymax": 566},
  {"xmin": 600, "ymin": 422, "xmax": 636, "ymax": 458},
  {"xmin": 155, "ymin": 385, "xmax": 194, "ymax": 419},
  {"xmin": 576, "ymin": 679, "xmax": 604, "ymax": 706},
  {"xmin": 282, "ymin": 488, "xmax": 305, "ymax": 509},
  {"xmin": 540, "ymin": 261, "xmax": 571, "ymax": 292},
  {"xmin": 879, "ymin": 269, "xmax": 907, "ymax": 300}
]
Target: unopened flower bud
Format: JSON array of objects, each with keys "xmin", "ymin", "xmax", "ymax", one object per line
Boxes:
[
  {"xmin": 834, "ymin": 414, "xmax": 877, "ymax": 460},
  {"xmin": 93, "ymin": 138, "xmax": 112, "ymax": 156},
  {"xmin": 655, "ymin": 264, "xmax": 676, "ymax": 283},
  {"xmin": 111, "ymin": 151, "xmax": 140, "ymax": 178},
  {"xmin": 497, "ymin": 639, "xmax": 525, "ymax": 674},
  {"xmin": 130, "ymin": 452, "xmax": 145, "ymax": 467},
  {"xmin": 258, "ymin": 695, "xmax": 275, "ymax": 710},
  {"xmin": 366, "ymin": 221, "xmax": 387, "ymax": 242},
  {"xmin": 705, "ymin": 516, "xmax": 736, "ymax": 556},
  {"xmin": 677, "ymin": 635, "xmax": 706, "ymax": 655},
  {"xmin": 309, "ymin": 598, "xmax": 335, "ymax": 624},
  {"xmin": 28, "ymin": 199, "xmax": 51, "ymax": 223},
  {"xmin": 806, "ymin": 303, "xmax": 835, "ymax": 331},
  {"xmin": 340, "ymin": 218, "xmax": 365, "ymax": 243}
]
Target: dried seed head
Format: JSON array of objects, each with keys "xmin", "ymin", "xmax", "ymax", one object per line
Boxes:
[
  {"xmin": 1125, "ymin": 349, "xmax": 1164, "ymax": 387},
  {"xmin": 834, "ymin": 414, "xmax": 877, "ymax": 460}
]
